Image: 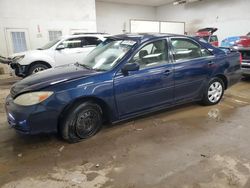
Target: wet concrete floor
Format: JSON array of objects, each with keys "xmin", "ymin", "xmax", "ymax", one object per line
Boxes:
[{"xmin": 1, "ymin": 77, "xmax": 250, "ymax": 187}]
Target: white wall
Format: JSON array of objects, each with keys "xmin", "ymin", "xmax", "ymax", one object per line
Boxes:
[
  {"xmin": 156, "ymin": 0, "xmax": 250, "ymax": 42},
  {"xmin": 2, "ymin": 0, "xmax": 249, "ymax": 74},
  {"xmin": 0, "ymin": 0, "xmax": 97, "ymax": 57},
  {"xmin": 97, "ymin": 0, "xmax": 250, "ymax": 40},
  {"xmin": 96, "ymin": 1, "xmax": 156, "ymax": 34}
]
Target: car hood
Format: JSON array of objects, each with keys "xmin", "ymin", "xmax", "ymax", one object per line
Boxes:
[
  {"xmin": 9, "ymin": 52, "xmax": 27, "ymax": 58},
  {"xmin": 9, "ymin": 49, "xmax": 49, "ymax": 59},
  {"xmin": 10, "ymin": 63, "xmax": 97, "ymax": 98},
  {"xmin": 196, "ymin": 28, "xmax": 218, "ymax": 36}
]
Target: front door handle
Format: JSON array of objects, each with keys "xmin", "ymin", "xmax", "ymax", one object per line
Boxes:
[
  {"xmin": 163, "ymin": 69, "xmax": 172, "ymax": 75},
  {"xmin": 208, "ymin": 61, "xmax": 215, "ymax": 66}
]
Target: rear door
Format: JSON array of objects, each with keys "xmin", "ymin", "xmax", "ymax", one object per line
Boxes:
[
  {"xmin": 169, "ymin": 37, "xmax": 215, "ymax": 103},
  {"xmin": 114, "ymin": 39, "xmax": 174, "ymax": 118}
]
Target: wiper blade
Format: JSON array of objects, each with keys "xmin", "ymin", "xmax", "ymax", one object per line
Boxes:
[
  {"xmin": 75, "ymin": 62, "xmax": 105, "ymax": 72},
  {"xmin": 93, "ymin": 68, "xmax": 106, "ymax": 72},
  {"xmin": 77, "ymin": 63, "xmax": 93, "ymax": 70}
]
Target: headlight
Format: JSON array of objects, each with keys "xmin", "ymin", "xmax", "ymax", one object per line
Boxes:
[
  {"xmin": 13, "ymin": 55, "xmax": 25, "ymax": 62},
  {"xmin": 14, "ymin": 91, "xmax": 53, "ymax": 106}
]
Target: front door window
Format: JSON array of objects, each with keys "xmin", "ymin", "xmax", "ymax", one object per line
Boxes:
[{"xmin": 130, "ymin": 40, "xmax": 168, "ymax": 69}]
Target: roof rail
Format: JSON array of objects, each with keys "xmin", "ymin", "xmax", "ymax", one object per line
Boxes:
[{"xmin": 72, "ymin": 32, "xmax": 108, "ymax": 35}]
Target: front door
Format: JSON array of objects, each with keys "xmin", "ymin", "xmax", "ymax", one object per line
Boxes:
[{"xmin": 114, "ymin": 39, "xmax": 174, "ymax": 118}]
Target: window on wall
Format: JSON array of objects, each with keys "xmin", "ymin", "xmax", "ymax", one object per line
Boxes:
[
  {"xmin": 48, "ymin": 30, "xmax": 62, "ymax": 41},
  {"xmin": 11, "ymin": 32, "xmax": 28, "ymax": 53}
]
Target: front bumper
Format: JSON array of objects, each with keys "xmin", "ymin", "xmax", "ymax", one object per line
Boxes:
[
  {"xmin": 10, "ymin": 62, "xmax": 29, "ymax": 77},
  {"xmin": 5, "ymin": 95, "xmax": 60, "ymax": 134},
  {"xmin": 0, "ymin": 55, "xmax": 12, "ymax": 64}
]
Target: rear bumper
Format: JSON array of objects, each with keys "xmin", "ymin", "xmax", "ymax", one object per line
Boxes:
[
  {"xmin": 241, "ymin": 61, "xmax": 250, "ymax": 76},
  {"xmin": 226, "ymin": 64, "xmax": 242, "ymax": 88},
  {"xmin": 242, "ymin": 68, "xmax": 250, "ymax": 76}
]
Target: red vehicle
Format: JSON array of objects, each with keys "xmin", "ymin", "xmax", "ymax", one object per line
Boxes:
[
  {"xmin": 196, "ymin": 28, "xmax": 219, "ymax": 47},
  {"xmin": 221, "ymin": 33, "xmax": 250, "ymax": 77},
  {"xmin": 221, "ymin": 33, "xmax": 250, "ymax": 49}
]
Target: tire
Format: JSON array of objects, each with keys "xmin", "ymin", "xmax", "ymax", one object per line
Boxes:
[
  {"xmin": 28, "ymin": 63, "xmax": 49, "ymax": 76},
  {"xmin": 59, "ymin": 102, "xmax": 103, "ymax": 143},
  {"xmin": 201, "ymin": 78, "xmax": 225, "ymax": 106}
]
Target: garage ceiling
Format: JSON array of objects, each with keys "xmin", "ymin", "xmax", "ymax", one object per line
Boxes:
[{"xmin": 96, "ymin": 0, "xmax": 174, "ymax": 6}]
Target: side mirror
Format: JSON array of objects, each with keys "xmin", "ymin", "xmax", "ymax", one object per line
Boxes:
[
  {"xmin": 121, "ymin": 62, "xmax": 139, "ymax": 75},
  {"xmin": 56, "ymin": 45, "xmax": 65, "ymax": 50}
]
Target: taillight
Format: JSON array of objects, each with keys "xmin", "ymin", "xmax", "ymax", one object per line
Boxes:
[{"xmin": 236, "ymin": 36, "xmax": 250, "ymax": 47}]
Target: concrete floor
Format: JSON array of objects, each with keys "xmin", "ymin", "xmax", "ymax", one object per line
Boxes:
[{"xmin": 1, "ymin": 77, "xmax": 250, "ymax": 188}]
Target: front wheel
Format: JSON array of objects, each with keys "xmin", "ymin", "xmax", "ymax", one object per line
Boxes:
[
  {"xmin": 59, "ymin": 102, "xmax": 103, "ymax": 143},
  {"xmin": 28, "ymin": 63, "xmax": 49, "ymax": 76},
  {"xmin": 201, "ymin": 78, "xmax": 225, "ymax": 106}
]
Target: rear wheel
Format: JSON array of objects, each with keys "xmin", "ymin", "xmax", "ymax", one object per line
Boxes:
[
  {"xmin": 59, "ymin": 102, "xmax": 102, "ymax": 143},
  {"xmin": 28, "ymin": 63, "xmax": 49, "ymax": 76},
  {"xmin": 201, "ymin": 78, "xmax": 225, "ymax": 106}
]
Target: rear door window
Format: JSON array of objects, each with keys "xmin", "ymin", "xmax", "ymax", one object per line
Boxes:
[
  {"xmin": 61, "ymin": 37, "xmax": 85, "ymax": 48},
  {"xmin": 84, "ymin": 37, "xmax": 102, "ymax": 46},
  {"xmin": 170, "ymin": 38, "xmax": 202, "ymax": 61}
]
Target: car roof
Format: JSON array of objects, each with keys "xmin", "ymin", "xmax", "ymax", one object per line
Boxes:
[
  {"xmin": 61, "ymin": 33, "xmax": 109, "ymax": 39},
  {"xmin": 109, "ymin": 33, "xmax": 222, "ymax": 54},
  {"xmin": 108, "ymin": 33, "xmax": 188, "ymax": 43}
]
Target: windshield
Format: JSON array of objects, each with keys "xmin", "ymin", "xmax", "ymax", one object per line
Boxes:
[
  {"xmin": 81, "ymin": 39, "xmax": 136, "ymax": 71},
  {"xmin": 39, "ymin": 39, "xmax": 61, "ymax": 50}
]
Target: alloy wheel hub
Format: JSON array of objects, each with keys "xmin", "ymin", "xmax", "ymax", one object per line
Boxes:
[
  {"xmin": 208, "ymin": 82, "xmax": 223, "ymax": 103},
  {"xmin": 33, "ymin": 67, "xmax": 45, "ymax": 73}
]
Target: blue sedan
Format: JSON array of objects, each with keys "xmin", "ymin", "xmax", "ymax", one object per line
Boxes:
[{"xmin": 5, "ymin": 33, "xmax": 242, "ymax": 142}]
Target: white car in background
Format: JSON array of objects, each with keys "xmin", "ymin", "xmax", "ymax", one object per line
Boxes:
[{"xmin": 10, "ymin": 33, "xmax": 109, "ymax": 77}]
